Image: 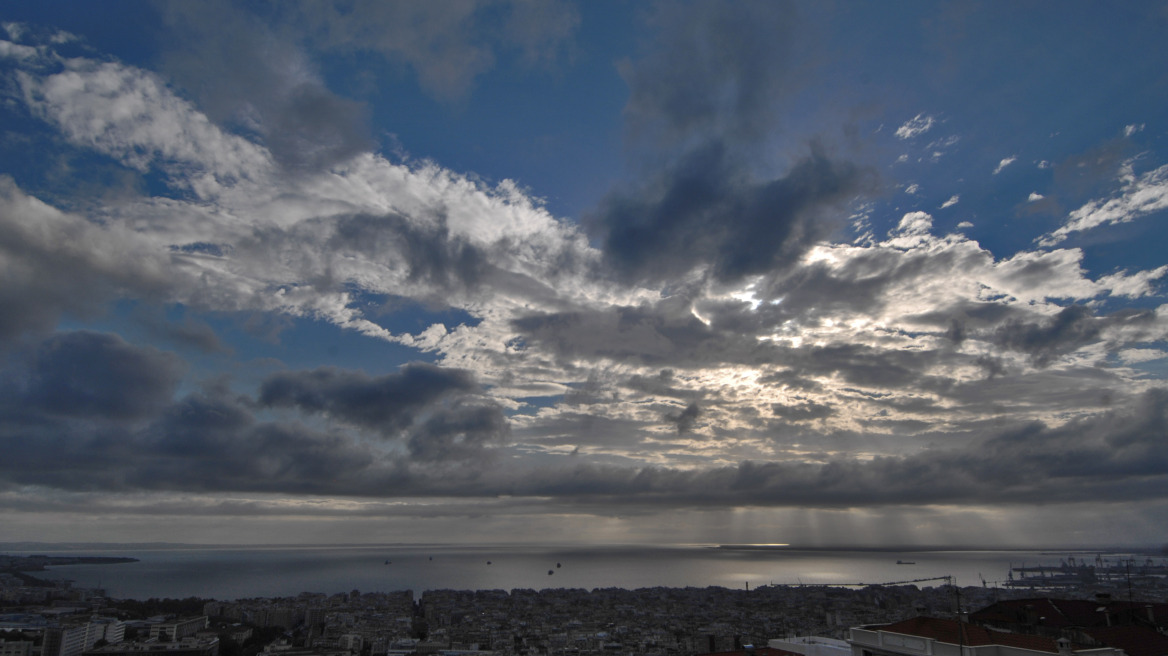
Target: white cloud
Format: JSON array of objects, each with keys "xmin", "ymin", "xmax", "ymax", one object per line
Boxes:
[
  {"xmin": 956, "ymin": 221, "xmax": 973, "ymax": 229},
  {"xmin": 895, "ymin": 211, "xmax": 933, "ymax": 234},
  {"xmin": 904, "ymin": 183, "xmax": 919, "ymax": 195},
  {"xmin": 1039, "ymin": 161, "xmax": 1168, "ymax": 246},
  {"xmin": 895, "ymin": 113, "xmax": 934, "ymax": 139},
  {"xmin": 1028, "ymin": 192, "xmax": 1045, "ymax": 202},
  {"xmin": 18, "ymin": 58, "xmax": 274, "ymax": 192},
  {"xmin": 4, "ymin": 48, "xmax": 623, "ymax": 361},
  {"xmin": 1119, "ymin": 348, "xmax": 1167, "ymax": 364},
  {"xmin": 1124, "ymin": 123, "xmax": 1145, "ymax": 137},
  {"xmin": 993, "ymin": 156, "xmax": 1016, "ymax": 175},
  {"xmin": 940, "ymin": 195, "xmax": 959, "ymax": 208},
  {"xmin": 2, "ymin": 22, "xmax": 25, "ymax": 41},
  {"xmin": 0, "ymin": 38, "xmax": 38, "ymax": 59}
]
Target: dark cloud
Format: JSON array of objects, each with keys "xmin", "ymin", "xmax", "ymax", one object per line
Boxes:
[
  {"xmin": 623, "ymin": 370, "xmax": 699, "ymax": 401},
  {"xmin": 593, "ymin": 142, "xmax": 869, "ymax": 284},
  {"xmin": 289, "ymin": 0, "xmax": 579, "ymax": 101},
  {"xmin": 511, "ymin": 299, "xmax": 745, "ymax": 367},
  {"xmin": 258, "ymin": 362, "xmax": 484, "ymax": 436},
  {"xmin": 407, "ymin": 399, "xmax": 510, "ymax": 463},
  {"xmin": 17, "ymin": 331, "xmax": 185, "ymax": 421},
  {"xmin": 589, "ymin": 0, "xmax": 871, "ymax": 285},
  {"xmin": 160, "ymin": 1, "xmax": 372, "ymax": 172},
  {"xmin": 329, "ymin": 213, "xmax": 489, "ymax": 294},
  {"xmin": 227, "ymin": 212, "xmax": 491, "ymax": 308},
  {"xmin": 664, "ymin": 402, "xmax": 701, "ymax": 434},
  {"xmin": 0, "ymin": 345, "xmax": 507, "ymax": 494},
  {"xmin": 992, "ymin": 305, "xmax": 1155, "ymax": 366},
  {"xmin": 134, "ymin": 308, "xmax": 230, "ymax": 354},
  {"xmin": 772, "ymin": 400, "xmax": 835, "ymax": 422},
  {"xmin": 619, "ymin": 0, "xmax": 805, "ymax": 149},
  {"xmin": 137, "ymin": 393, "xmax": 378, "ymax": 494},
  {"xmin": 0, "ymin": 179, "xmax": 170, "ymax": 344}
]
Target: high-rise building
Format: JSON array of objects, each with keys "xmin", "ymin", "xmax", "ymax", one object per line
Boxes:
[
  {"xmin": 44, "ymin": 625, "xmax": 89, "ymax": 656},
  {"xmin": 86, "ymin": 618, "xmax": 126, "ymax": 649}
]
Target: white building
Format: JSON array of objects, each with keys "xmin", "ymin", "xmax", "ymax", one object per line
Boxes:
[
  {"xmin": 848, "ymin": 617, "xmax": 1123, "ymax": 656},
  {"xmin": 150, "ymin": 618, "xmax": 207, "ymax": 642},
  {"xmin": 44, "ymin": 625, "xmax": 89, "ymax": 656},
  {"xmin": 772, "ymin": 635, "xmax": 853, "ymax": 656},
  {"xmin": 86, "ymin": 618, "xmax": 126, "ymax": 649}
]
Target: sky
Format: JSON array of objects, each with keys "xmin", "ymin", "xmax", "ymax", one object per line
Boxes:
[{"xmin": 1, "ymin": 1, "xmax": 1168, "ymax": 549}]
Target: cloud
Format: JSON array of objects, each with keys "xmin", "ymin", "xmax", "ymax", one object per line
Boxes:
[
  {"xmin": 156, "ymin": 0, "xmax": 580, "ymax": 171},
  {"xmin": 406, "ymin": 399, "xmax": 510, "ymax": 463},
  {"xmin": 590, "ymin": 1, "xmax": 876, "ymax": 285},
  {"xmin": 1028, "ymin": 192, "xmax": 1045, "ymax": 202},
  {"xmin": 772, "ymin": 400, "xmax": 835, "ymax": 421},
  {"xmin": 18, "ymin": 57, "xmax": 273, "ymax": 186},
  {"xmin": 135, "ymin": 393, "xmax": 379, "ymax": 494},
  {"xmin": 159, "ymin": 1, "xmax": 372, "ymax": 173},
  {"xmin": 480, "ymin": 388, "xmax": 1168, "ymax": 509},
  {"xmin": 0, "ymin": 339, "xmax": 507, "ymax": 495},
  {"xmin": 3, "ymin": 12, "xmax": 1168, "ymax": 540},
  {"xmin": 993, "ymin": 156, "xmax": 1016, "ymax": 175},
  {"xmin": 592, "ymin": 142, "xmax": 871, "ymax": 283},
  {"xmin": 128, "ymin": 306, "xmax": 230, "ymax": 355},
  {"xmin": 940, "ymin": 195, "xmax": 959, "ymax": 209},
  {"xmin": 991, "ymin": 304, "xmax": 1154, "ymax": 367},
  {"xmin": 1039, "ymin": 162, "xmax": 1168, "ymax": 246},
  {"xmin": 296, "ymin": 0, "xmax": 579, "ymax": 100},
  {"xmin": 1125, "ymin": 123, "xmax": 1145, "ymax": 137},
  {"xmin": 3, "ymin": 39, "xmax": 609, "ymax": 346},
  {"xmin": 1, "ymin": 319, "xmax": 1166, "ymax": 512},
  {"xmin": 664, "ymin": 402, "xmax": 701, "ymax": 434},
  {"xmin": 0, "ymin": 177, "xmax": 171, "ymax": 342},
  {"xmin": 1119, "ymin": 348, "xmax": 1167, "ymax": 365},
  {"xmin": 258, "ymin": 363, "xmax": 489, "ymax": 436},
  {"xmin": 895, "ymin": 113, "xmax": 935, "ymax": 140},
  {"xmin": 6, "ymin": 331, "xmax": 185, "ymax": 421},
  {"xmin": 616, "ymin": 0, "xmax": 809, "ymax": 152}
]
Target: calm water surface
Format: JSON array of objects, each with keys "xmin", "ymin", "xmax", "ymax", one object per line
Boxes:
[{"xmin": 11, "ymin": 545, "xmax": 1097, "ymax": 600}]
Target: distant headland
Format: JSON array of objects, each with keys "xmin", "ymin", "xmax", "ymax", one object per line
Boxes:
[{"xmin": 0, "ymin": 553, "xmax": 138, "ymax": 587}]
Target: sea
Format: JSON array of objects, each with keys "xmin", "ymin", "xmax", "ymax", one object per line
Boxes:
[{"xmin": 2, "ymin": 544, "xmax": 1145, "ymax": 601}]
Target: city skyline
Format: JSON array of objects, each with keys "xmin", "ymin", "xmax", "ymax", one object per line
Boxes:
[{"xmin": 1, "ymin": 1, "xmax": 1167, "ymax": 548}]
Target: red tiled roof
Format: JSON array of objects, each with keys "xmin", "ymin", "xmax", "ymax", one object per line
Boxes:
[
  {"xmin": 970, "ymin": 598, "xmax": 1168, "ymax": 630},
  {"xmin": 877, "ymin": 617, "xmax": 1060, "ymax": 653},
  {"xmin": 1082, "ymin": 626, "xmax": 1168, "ymax": 656}
]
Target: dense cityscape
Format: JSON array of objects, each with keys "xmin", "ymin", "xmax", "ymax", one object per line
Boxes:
[{"xmin": 3, "ymin": 554, "xmax": 1167, "ymax": 656}]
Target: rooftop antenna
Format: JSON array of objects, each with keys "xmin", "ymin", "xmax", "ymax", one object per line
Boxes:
[
  {"xmin": 1126, "ymin": 561, "xmax": 1134, "ymax": 614},
  {"xmin": 955, "ymin": 576, "xmax": 966, "ymax": 656}
]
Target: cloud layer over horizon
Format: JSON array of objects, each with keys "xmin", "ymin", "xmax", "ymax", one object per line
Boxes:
[{"xmin": 1, "ymin": 1, "xmax": 1167, "ymax": 547}]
